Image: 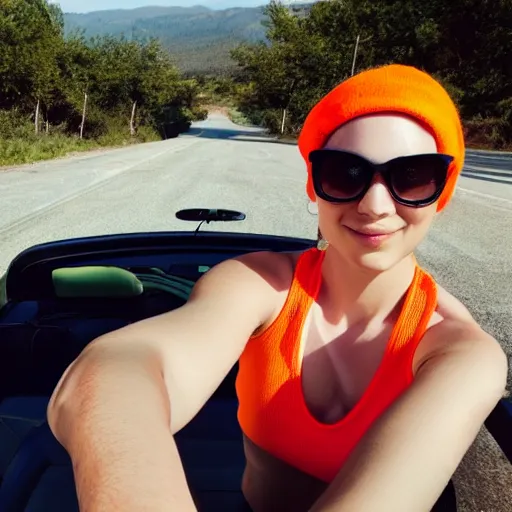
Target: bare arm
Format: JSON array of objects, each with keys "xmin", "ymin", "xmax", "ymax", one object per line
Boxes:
[
  {"xmin": 47, "ymin": 252, "xmax": 286, "ymax": 512},
  {"xmin": 310, "ymin": 321, "xmax": 508, "ymax": 512}
]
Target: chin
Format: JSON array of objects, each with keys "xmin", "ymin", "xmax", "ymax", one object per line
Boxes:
[
  {"xmin": 330, "ymin": 225, "xmax": 419, "ymax": 273},
  {"xmin": 330, "ymin": 237, "xmax": 410, "ymax": 273},
  {"xmin": 352, "ymin": 251, "xmax": 404, "ymax": 273}
]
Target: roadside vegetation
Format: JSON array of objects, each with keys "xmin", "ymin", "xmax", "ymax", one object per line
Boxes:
[
  {"xmin": 195, "ymin": 76, "xmax": 253, "ymax": 127},
  {"xmin": 1, "ymin": 0, "xmax": 510, "ymax": 166},
  {"xmin": 0, "ymin": 0, "xmax": 207, "ymax": 167},
  {"xmin": 225, "ymin": 0, "xmax": 511, "ymax": 150}
]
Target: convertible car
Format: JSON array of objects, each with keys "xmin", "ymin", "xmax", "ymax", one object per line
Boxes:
[{"xmin": 0, "ymin": 209, "xmax": 510, "ymax": 511}]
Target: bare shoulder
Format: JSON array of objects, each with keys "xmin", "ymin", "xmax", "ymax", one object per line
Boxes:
[
  {"xmin": 231, "ymin": 250, "xmax": 299, "ymax": 332},
  {"xmin": 232, "ymin": 250, "xmax": 296, "ymax": 291},
  {"xmin": 191, "ymin": 250, "xmax": 294, "ymax": 298},
  {"xmin": 434, "ymin": 283, "xmax": 475, "ymax": 323},
  {"xmin": 413, "ymin": 284, "xmax": 508, "ymax": 388},
  {"xmin": 189, "ymin": 249, "xmax": 297, "ymax": 326}
]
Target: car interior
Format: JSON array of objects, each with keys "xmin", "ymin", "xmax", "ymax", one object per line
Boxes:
[
  {"xmin": 0, "ymin": 233, "xmax": 510, "ymax": 511},
  {"xmin": 0, "ymin": 233, "xmax": 314, "ymax": 511}
]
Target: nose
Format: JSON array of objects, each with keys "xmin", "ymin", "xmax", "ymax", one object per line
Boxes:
[{"xmin": 357, "ymin": 175, "xmax": 397, "ymax": 218}]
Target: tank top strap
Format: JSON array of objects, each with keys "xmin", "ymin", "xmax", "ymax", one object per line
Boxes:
[
  {"xmin": 387, "ymin": 263, "xmax": 438, "ymax": 356},
  {"xmin": 292, "ymin": 247, "xmax": 326, "ymax": 300},
  {"xmin": 275, "ymin": 247, "xmax": 325, "ymax": 374},
  {"xmin": 248, "ymin": 247, "xmax": 325, "ymax": 343}
]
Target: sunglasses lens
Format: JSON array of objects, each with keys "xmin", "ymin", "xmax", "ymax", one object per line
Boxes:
[
  {"xmin": 391, "ymin": 155, "xmax": 449, "ymax": 202},
  {"xmin": 314, "ymin": 152, "xmax": 368, "ymax": 200},
  {"xmin": 311, "ymin": 151, "xmax": 451, "ymax": 205}
]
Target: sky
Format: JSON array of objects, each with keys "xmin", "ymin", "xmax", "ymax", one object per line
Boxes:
[{"xmin": 52, "ymin": 0, "xmax": 277, "ymax": 13}]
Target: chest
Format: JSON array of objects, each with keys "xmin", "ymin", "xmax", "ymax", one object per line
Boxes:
[{"xmin": 299, "ymin": 304, "xmax": 395, "ymax": 425}]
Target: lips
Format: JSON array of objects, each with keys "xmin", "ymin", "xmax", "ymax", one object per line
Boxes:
[
  {"xmin": 345, "ymin": 226, "xmax": 399, "ymax": 247},
  {"xmin": 348, "ymin": 226, "xmax": 397, "ymax": 236}
]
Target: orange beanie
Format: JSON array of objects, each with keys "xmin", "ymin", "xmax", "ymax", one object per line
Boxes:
[{"xmin": 298, "ymin": 64, "xmax": 465, "ymax": 211}]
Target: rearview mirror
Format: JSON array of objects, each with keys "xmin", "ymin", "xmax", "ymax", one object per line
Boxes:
[{"xmin": 175, "ymin": 209, "xmax": 246, "ymax": 222}]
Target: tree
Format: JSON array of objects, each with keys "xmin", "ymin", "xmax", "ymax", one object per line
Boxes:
[
  {"xmin": 0, "ymin": 1, "xmax": 205, "ymax": 141},
  {"xmin": 0, "ymin": 0, "xmax": 63, "ymax": 131},
  {"xmin": 231, "ymin": 0, "xmax": 512, "ymax": 146},
  {"xmin": 232, "ymin": 1, "xmax": 330, "ymax": 133}
]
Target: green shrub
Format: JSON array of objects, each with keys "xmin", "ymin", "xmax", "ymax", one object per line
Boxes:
[
  {"xmin": 228, "ymin": 108, "xmax": 251, "ymax": 126},
  {"xmin": 464, "ymin": 116, "xmax": 511, "ymax": 150},
  {"xmin": 0, "ymin": 110, "xmax": 36, "ymax": 140},
  {"xmin": 0, "ymin": 110, "xmax": 164, "ymax": 166}
]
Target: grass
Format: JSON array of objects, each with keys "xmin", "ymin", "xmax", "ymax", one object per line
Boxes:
[
  {"xmin": 0, "ymin": 112, "xmax": 162, "ymax": 168},
  {"xmin": 0, "ymin": 128, "xmax": 161, "ymax": 167},
  {"xmin": 0, "ymin": 135, "xmax": 100, "ymax": 166}
]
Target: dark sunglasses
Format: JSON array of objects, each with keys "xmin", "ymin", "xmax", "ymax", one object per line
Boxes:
[{"xmin": 309, "ymin": 149, "xmax": 454, "ymax": 207}]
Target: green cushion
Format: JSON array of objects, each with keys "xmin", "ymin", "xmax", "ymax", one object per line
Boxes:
[{"xmin": 52, "ymin": 267, "xmax": 143, "ymax": 298}]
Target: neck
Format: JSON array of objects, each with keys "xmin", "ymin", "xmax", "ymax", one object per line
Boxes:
[{"xmin": 320, "ymin": 247, "xmax": 417, "ymax": 327}]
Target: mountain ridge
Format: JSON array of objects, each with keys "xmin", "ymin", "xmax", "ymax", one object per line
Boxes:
[{"xmin": 63, "ymin": 4, "xmax": 269, "ymax": 75}]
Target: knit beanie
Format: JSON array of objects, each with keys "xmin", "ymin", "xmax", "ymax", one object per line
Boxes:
[{"xmin": 298, "ymin": 64, "xmax": 465, "ymax": 211}]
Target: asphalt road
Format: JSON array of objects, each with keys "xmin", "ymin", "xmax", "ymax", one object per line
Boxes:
[{"xmin": 1, "ymin": 113, "xmax": 511, "ymax": 511}]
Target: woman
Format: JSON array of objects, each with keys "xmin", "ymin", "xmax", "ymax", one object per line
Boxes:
[{"xmin": 48, "ymin": 65, "xmax": 507, "ymax": 512}]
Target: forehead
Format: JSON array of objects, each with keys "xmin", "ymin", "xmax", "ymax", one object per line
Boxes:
[{"xmin": 324, "ymin": 113, "xmax": 438, "ymax": 163}]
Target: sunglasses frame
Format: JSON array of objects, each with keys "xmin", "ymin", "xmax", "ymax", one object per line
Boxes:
[{"xmin": 309, "ymin": 149, "xmax": 454, "ymax": 207}]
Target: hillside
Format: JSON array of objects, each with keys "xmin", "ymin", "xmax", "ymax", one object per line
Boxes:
[{"xmin": 63, "ymin": 6, "xmax": 268, "ymax": 75}]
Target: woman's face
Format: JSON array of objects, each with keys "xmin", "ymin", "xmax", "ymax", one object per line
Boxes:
[{"xmin": 316, "ymin": 113, "xmax": 440, "ymax": 272}]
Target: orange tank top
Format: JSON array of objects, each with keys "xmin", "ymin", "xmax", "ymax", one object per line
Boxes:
[{"xmin": 235, "ymin": 247, "xmax": 438, "ymax": 483}]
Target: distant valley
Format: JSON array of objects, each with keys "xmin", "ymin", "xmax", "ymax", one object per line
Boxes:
[{"xmin": 63, "ymin": 5, "xmax": 269, "ymax": 75}]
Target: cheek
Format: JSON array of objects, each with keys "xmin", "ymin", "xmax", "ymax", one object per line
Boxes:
[
  {"xmin": 316, "ymin": 201, "xmax": 348, "ymax": 233},
  {"xmin": 399, "ymin": 206, "xmax": 437, "ymax": 239}
]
